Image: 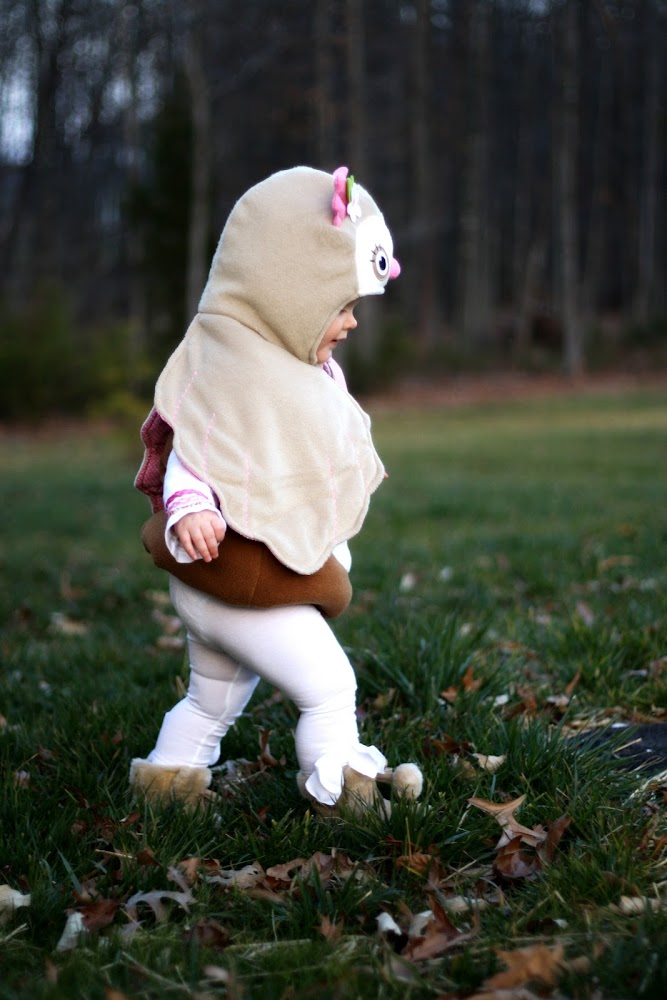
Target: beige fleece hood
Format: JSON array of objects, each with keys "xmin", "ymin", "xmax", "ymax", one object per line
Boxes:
[{"xmin": 146, "ymin": 166, "xmax": 398, "ymax": 574}]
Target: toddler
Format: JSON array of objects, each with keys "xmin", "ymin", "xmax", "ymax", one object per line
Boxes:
[{"xmin": 131, "ymin": 166, "xmax": 422, "ymax": 815}]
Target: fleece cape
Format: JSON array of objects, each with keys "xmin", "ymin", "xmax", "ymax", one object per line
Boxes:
[{"xmin": 136, "ymin": 166, "xmax": 398, "ymax": 576}]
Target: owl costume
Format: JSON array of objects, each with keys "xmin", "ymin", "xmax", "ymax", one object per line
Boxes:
[{"xmin": 131, "ymin": 167, "xmax": 423, "ymax": 813}]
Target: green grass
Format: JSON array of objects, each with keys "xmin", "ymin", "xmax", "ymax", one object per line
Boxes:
[{"xmin": 1, "ymin": 387, "xmax": 666, "ymax": 998}]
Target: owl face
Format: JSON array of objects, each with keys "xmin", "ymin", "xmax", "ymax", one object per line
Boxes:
[{"xmin": 354, "ymin": 214, "xmax": 397, "ymax": 296}]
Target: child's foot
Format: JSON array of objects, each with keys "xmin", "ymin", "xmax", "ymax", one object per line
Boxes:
[
  {"xmin": 297, "ymin": 762, "xmax": 423, "ymax": 818},
  {"xmin": 130, "ymin": 758, "xmax": 219, "ymax": 810}
]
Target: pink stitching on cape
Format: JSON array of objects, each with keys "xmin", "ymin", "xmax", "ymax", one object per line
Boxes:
[
  {"xmin": 201, "ymin": 411, "xmax": 216, "ymax": 482},
  {"xmin": 347, "ymin": 433, "xmax": 367, "ymax": 487},
  {"xmin": 328, "ymin": 455, "xmax": 338, "ymax": 535},
  {"xmin": 243, "ymin": 454, "xmax": 251, "ymax": 532},
  {"xmin": 172, "ymin": 369, "xmax": 197, "ymax": 422}
]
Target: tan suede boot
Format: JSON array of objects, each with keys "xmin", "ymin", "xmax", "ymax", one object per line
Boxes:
[
  {"xmin": 297, "ymin": 762, "xmax": 423, "ymax": 819},
  {"xmin": 129, "ymin": 758, "xmax": 218, "ymax": 810}
]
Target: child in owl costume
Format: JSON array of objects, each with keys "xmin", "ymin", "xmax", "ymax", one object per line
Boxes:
[{"xmin": 132, "ymin": 166, "xmax": 423, "ymax": 816}]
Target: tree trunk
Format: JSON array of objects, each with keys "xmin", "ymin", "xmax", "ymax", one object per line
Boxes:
[
  {"xmin": 0, "ymin": 0, "xmax": 72, "ymax": 295},
  {"xmin": 556, "ymin": 0, "xmax": 584, "ymax": 376},
  {"xmin": 458, "ymin": 0, "xmax": 491, "ymax": 347},
  {"xmin": 183, "ymin": 11, "xmax": 211, "ymax": 319},
  {"xmin": 410, "ymin": 0, "xmax": 440, "ymax": 353},
  {"xmin": 581, "ymin": 57, "xmax": 612, "ymax": 329},
  {"xmin": 634, "ymin": 0, "xmax": 660, "ymax": 325},
  {"xmin": 345, "ymin": 0, "xmax": 379, "ymax": 366},
  {"xmin": 314, "ymin": 0, "xmax": 334, "ymax": 168}
]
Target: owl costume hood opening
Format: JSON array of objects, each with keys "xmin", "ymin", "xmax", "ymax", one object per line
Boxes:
[{"xmin": 136, "ymin": 166, "xmax": 399, "ymax": 575}]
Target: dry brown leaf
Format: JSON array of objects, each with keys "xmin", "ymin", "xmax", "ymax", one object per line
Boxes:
[
  {"xmin": 50, "ymin": 612, "xmax": 89, "ymax": 636},
  {"xmin": 462, "ymin": 665, "xmax": 483, "ymax": 692},
  {"xmin": 151, "ymin": 608, "xmax": 183, "ymax": 634},
  {"xmin": 0, "ymin": 884, "xmax": 31, "ymax": 925},
  {"xmin": 55, "ymin": 911, "xmax": 86, "ymax": 952},
  {"xmin": 135, "ymin": 847, "xmax": 161, "ymax": 868},
  {"xmin": 396, "ymin": 853, "xmax": 438, "ymax": 876},
  {"xmin": 494, "ymin": 837, "xmax": 540, "ymax": 881},
  {"xmin": 124, "ymin": 885, "xmax": 194, "ymax": 924},
  {"xmin": 575, "ymin": 601, "xmax": 595, "ymax": 626},
  {"xmin": 484, "ymin": 942, "xmax": 565, "ymax": 989},
  {"xmin": 597, "ymin": 555, "xmax": 636, "ymax": 573},
  {"xmin": 467, "ymin": 990, "xmax": 542, "ymax": 1000},
  {"xmin": 440, "ymin": 686, "xmax": 459, "ymax": 703},
  {"xmin": 156, "ymin": 635, "xmax": 185, "ymax": 651},
  {"xmin": 404, "ymin": 898, "xmax": 474, "ymax": 961},
  {"xmin": 319, "ymin": 914, "xmax": 344, "ymax": 941},
  {"xmin": 79, "ymin": 898, "xmax": 119, "ymax": 932},
  {"xmin": 186, "ymin": 918, "xmax": 231, "ymax": 950},
  {"xmin": 536, "ymin": 815, "xmax": 572, "ymax": 865},
  {"xmin": 468, "ymin": 795, "xmax": 547, "ymax": 849},
  {"xmin": 205, "ymin": 863, "xmax": 265, "ymax": 890},
  {"xmin": 440, "ymin": 894, "xmax": 489, "ymax": 914},
  {"xmin": 265, "ymin": 858, "xmax": 307, "ymax": 882},
  {"xmin": 472, "ymin": 753, "xmax": 506, "ymax": 773},
  {"xmin": 105, "ymin": 990, "xmax": 131, "ymax": 1000},
  {"xmin": 609, "ymin": 894, "xmax": 662, "ymax": 915}
]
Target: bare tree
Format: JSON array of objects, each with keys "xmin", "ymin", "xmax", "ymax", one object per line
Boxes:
[
  {"xmin": 555, "ymin": 0, "xmax": 584, "ymax": 376},
  {"xmin": 409, "ymin": 0, "xmax": 440, "ymax": 352},
  {"xmin": 182, "ymin": 3, "xmax": 212, "ymax": 318},
  {"xmin": 458, "ymin": 0, "xmax": 492, "ymax": 347},
  {"xmin": 634, "ymin": 0, "xmax": 661, "ymax": 325}
]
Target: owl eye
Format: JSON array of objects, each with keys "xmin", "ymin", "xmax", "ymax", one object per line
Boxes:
[{"xmin": 371, "ymin": 244, "xmax": 389, "ymax": 280}]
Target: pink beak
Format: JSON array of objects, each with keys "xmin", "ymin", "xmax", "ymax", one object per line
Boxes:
[{"xmin": 389, "ymin": 257, "xmax": 401, "ymax": 280}]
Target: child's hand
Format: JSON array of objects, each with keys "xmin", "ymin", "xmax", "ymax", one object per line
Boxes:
[{"xmin": 173, "ymin": 511, "xmax": 226, "ymax": 562}]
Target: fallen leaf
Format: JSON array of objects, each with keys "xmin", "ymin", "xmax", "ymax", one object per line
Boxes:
[
  {"xmin": 494, "ymin": 836, "xmax": 540, "ymax": 881},
  {"xmin": 404, "ymin": 898, "xmax": 473, "ymax": 961},
  {"xmin": 468, "ymin": 795, "xmax": 546, "ymax": 849},
  {"xmin": 156, "ymin": 635, "xmax": 185, "ymax": 650},
  {"xmin": 151, "ymin": 608, "xmax": 183, "ymax": 634},
  {"xmin": 13, "ymin": 770, "xmax": 30, "ymax": 789},
  {"xmin": 440, "ymin": 894, "xmax": 489, "ymax": 914},
  {"xmin": 79, "ymin": 898, "xmax": 119, "ymax": 932},
  {"xmin": 467, "ymin": 989, "xmax": 543, "ymax": 1000},
  {"xmin": 484, "ymin": 942, "xmax": 565, "ymax": 989},
  {"xmin": 318, "ymin": 914, "xmax": 344, "ymax": 941},
  {"xmin": 124, "ymin": 885, "xmax": 194, "ymax": 924},
  {"xmin": 205, "ymin": 863, "xmax": 265, "ymax": 890},
  {"xmin": 50, "ymin": 612, "xmax": 89, "ymax": 636},
  {"xmin": 575, "ymin": 601, "xmax": 595, "ymax": 627},
  {"xmin": 597, "ymin": 555, "xmax": 636, "ymax": 573},
  {"xmin": 609, "ymin": 894, "xmax": 662, "ymax": 915},
  {"xmin": 536, "ymin": 815, "xmax": 571, "ymax": 865},
  {"xmin": 201, "ymin": 966, "xmax": 230, "ymax": 983},
  {"xmin": 186, "ymin": 918, "xmax": 231, "ymax": 950},
  {"xmin": 396, "ymin": 853, "xmax": 438, "ymax": 877},
  {"xmin": 264, "ymin": 858, "xmax": 307, "ymax": 882},
  {"xmin": 135, "ymin": 847, "xmax": 161, "ymax": 868},
  {"xmin": 56, "ymin": 911, "xmax": 87, "ymax": 952},
  {"xmin": 461, "ymin": 665, "xmax": 483, "ymax": 692},
  {"xmin": 472, "ymin": 753, "xmax": 506, "ymax": 773},
  {"xmin": 0, "ymin": 884, "xmax": 31, "ymax": 925}
]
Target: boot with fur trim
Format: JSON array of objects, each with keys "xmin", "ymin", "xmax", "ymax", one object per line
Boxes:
[
  {"xmin": 130, "ymin": 758, "xmax": 218, "ymax": 809},
  {"xmin": 297, "ymin": 762, "xmax": 423, "ymax": 818}
]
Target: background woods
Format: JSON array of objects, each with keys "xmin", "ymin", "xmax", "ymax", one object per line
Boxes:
[{"xmin": 1, "ymin": 0, "xmax": 666, "ymax": 418}]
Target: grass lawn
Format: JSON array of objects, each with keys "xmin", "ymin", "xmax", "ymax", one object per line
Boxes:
[{"xmin": 1, "ymin": 385, "xmax": 666, "ymax": 998}]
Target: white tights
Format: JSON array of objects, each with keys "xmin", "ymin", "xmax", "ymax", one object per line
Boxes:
[{"xmin": 147, "ymin": 579, "xmax": 384, "ymax": 803}]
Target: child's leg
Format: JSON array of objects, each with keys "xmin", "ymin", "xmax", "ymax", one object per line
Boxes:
[
  {"xmin": 168, "ymin": 579, "xmax": 384, "ymax": 803},
  {"xmin": 148, "ymin": 640, "xmax": 259, "ymax": 768}
]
